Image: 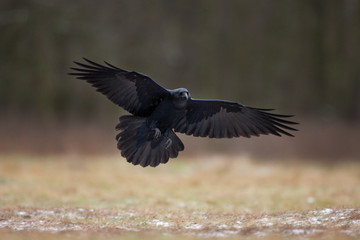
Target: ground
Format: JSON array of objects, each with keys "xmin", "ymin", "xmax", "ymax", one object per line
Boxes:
[{"xmin": 0, "ymin": 154, "xmax": 359, "ymax": 239}]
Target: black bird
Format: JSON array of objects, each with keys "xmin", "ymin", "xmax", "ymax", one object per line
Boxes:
[{"xmin": 70, "ymin": 58, "xmax": 298, "ymax": 167}]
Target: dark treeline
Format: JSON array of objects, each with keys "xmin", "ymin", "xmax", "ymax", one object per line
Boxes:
[{"xmin": 1, "ymin": 0, "xmax": 359, "ymax": 121}]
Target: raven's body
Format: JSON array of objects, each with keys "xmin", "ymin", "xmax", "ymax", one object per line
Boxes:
[
  {"xmin": 70, "ymin": 58, "xmax": 298, "ymax": 167},
  {"xmin": 147, "ymin": 96, "xmax": 184, "ymax": 132}
]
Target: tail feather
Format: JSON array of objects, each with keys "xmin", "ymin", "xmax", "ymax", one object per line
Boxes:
[
  {"xmin": 139, "ymin": 142, "xmax": 151, "ymax": 166},
  {"xmin": 116, "ymin": 115, "xmax": 184, "ymax": 167}
]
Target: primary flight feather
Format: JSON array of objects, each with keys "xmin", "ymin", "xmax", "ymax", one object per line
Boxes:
[{"xmin": 70, "ymin": 58, "xmax": 298, "ymax": 167}]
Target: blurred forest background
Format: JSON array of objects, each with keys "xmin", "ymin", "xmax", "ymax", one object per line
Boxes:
[{"xmin": 1, "ymin": 0, "xmax": 360, "ymax": 160}]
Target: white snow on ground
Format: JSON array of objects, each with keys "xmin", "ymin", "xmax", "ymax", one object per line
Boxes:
[
  {"xmin": 15, "ymin": 211, "xmax": 30, "ymax": 218},
  {"xmin": 115, "ymin": 226, "xmax": 139, "ymax": 231},
  {"xmin": 233, "ymin": 220, "xmax": 243, "ymax": 229},
  {"xmin": 351, "ymin": 220, "xmax": 360, "ymax": 226},
  {"xmin": 1, "ymin": 219, "xmax": 83, "ymax": 232},
  {"xmin": 320, "ymin": 208, "xmax": 334, "ymax": 214},
  {"xmin": 36, "ymin": 209, "xmax": 55, "ymax": 216},
  {"xmin": 249, "ymin": 208, "xmax": 360, "ymax": 229},
  {"xmin": 255, "ymin": 217, "xmax": 275, "ymax": 226},
  {"xmin": 1, "ymin": 208, "xmax": 359, "ymax": 237},
  {"xmin": 148, "ymin": 219, "xmax": 173, "ymax": 228},
  {"xmin": 64, "ymin": 211, "xmax": 85, "ymax": 220},
  {"xmin": 184, "ymin": 223, "xmax": 203, "ymax": 230},
  {"xmin": 310, "ymin": 208, "xmax": 334, "ymax": 215},
  {"xmin": 289, "ymin": 229, "xmax": 306, "ymax": 235},
  {"xmin": 217, "ymin": 223, "xmax": 229, "ymax": 229},
  {"xmin": 309, "ymin": 216, "xmax": 322, "ymax": 224}
]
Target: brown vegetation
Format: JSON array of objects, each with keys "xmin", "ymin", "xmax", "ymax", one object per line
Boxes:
[{"xmin": 0, "ymin": 155, "xmax": 359, "ymax": 239}]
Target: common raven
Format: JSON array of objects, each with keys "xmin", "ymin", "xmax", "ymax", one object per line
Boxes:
[{"xmin": 70, "ymin": 58, "xmax": 298, "ymax": 167}]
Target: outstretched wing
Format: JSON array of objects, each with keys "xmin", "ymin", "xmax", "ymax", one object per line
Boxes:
[
  {"xmin": 69, "ymin": 58, "xmax": 170, "ymax": 117},
  {"xmin": 174, "ymin": 99, "xmax": 298, "ymax": 138}
]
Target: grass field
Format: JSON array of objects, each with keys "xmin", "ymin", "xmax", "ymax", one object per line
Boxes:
[{"xmin": 0, "ymin": 154, "xmax": 359, "ymax": 239}]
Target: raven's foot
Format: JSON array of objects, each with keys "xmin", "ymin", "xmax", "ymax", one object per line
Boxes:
[
  {"xmin": 153, "ymin": 128, "xmax": 161, "ymax": 139},
  {"xmin": 162, "ymin": 138, "xmax": 172, "ymax": 149}
]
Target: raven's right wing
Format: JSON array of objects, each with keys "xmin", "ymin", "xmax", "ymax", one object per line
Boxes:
[{"xmin": 69, "ymin": 58, "xmax": 170, "ymax": 117}]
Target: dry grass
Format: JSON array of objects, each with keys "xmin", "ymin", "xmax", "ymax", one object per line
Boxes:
[{"xmin": 0, "ymin": 154, "xmax": 359, "ymax": 239}]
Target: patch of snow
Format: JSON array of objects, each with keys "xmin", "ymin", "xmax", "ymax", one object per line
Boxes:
[
  {"xmin": 331, "ymin": 215, "xmax": 345, "ymax": 221},
  {"xmin": 256, "ymin": 217, "xmax": 274, "ymax": 226},
  {"xmin": 2, "ymin": 207, "xmax": 360, "ymax": 237},
  {"xmin": 64, "ymin": 212, "xmax": 85, "ymax": 220},
  {"xmin": 319, "ymin": 208, "xmax": 334, "ymax": 215},
  {"xmin": 37, "ymin": 224, "xmax": 82, "ymax": 233},
  {"xmin": 310, "ymin": 208, "xmax": 334, "ymax": 215},
  {"xmin": 15, "ymin": 211, "xmax": 31, "ymax": 218},
  {"xmin": 184, "ymin": 223, "xmax": 203, "ymax": 230},
  {"xmin": 309, "ymin": 217, "xmax": 322, "ymax": 225},
  {"xmin": 115, "ymin": 226, "xmax": 139, "ymax": 231},
  {"xmin": 0, "ymin": 220, "xmax": 11, "ymax": 228},
  {"xmin": 1, "ymin": 219, "xmax": 84, "ymax": 233},
  {"xmin": 351, "ymin": 220, "xmax": 360, "ymax": 226},
  {"xmin": 217, "ymin": 224, "xmax": 228, "ymax": 229},
  {"xmin": 36, "ymin": 209, "xmax": 55, "ymax": 217},
  {"xmin": 289, "ymin": 229, "xmax": 306, "ymax": 235},
  {"xmin": 63, "ymin": 223, "xmax": 82, "ymax": 231},
  {"xmin": 15, "ymin": 211, "xmax": 27, "ymax": 216},
  {"xmin": 281, "ymin": 216, "xmax": 307, "ymax": 226},
  {"xmin": 149, "ymin": 219, "xmax": 172, "ymax": 228},
  {"xmin": 233, "ymin": 220, "xmax": 243, "ymax": 229}
]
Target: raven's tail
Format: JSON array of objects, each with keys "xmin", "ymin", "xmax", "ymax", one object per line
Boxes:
[{"xmin": 115, "ymin": 115, "xmax": 184, "ymax": 167}]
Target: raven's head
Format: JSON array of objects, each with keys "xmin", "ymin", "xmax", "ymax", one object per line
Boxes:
[{"xmin": 170, "ymin": 88, "xmax": 190, "ymax": 108}]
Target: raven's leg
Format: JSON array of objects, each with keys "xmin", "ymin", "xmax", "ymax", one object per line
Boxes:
[
  {"xmin": 161, "ymin": 129, "xmax": 172, "ymax": 149},
  {"xmin": 153, "ymin": 128, "xmax": 161, "ymax": 139},
  {"xmin": 148, "ymin": 120, "xmax": 161, "ymax": 139}
]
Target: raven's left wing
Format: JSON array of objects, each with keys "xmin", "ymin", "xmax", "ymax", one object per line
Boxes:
[
  {"xmin": 174, "ymin": 99, "xmax": 298, "ymax": 138},
  {"xmin": 69, "ymin": 58, "xmax": 170, "ymax": 117}
]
